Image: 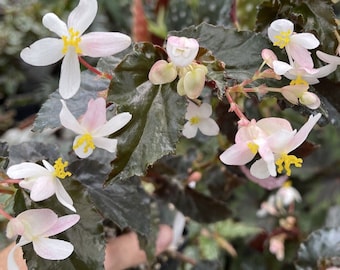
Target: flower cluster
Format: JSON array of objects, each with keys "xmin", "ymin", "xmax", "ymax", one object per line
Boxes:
[
  {"xmin": 148, "ymin": 36, "xmax": 208, "ymax": 99},
  {"xmin": 261, "ymin": 19, "xmax": 337, "ymax": 109}
]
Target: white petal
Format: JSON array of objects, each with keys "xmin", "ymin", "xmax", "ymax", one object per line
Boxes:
[
  {"xmin": 43, "ymin": 214, "xmax": 80, "ymax": 237},
  {"xmin": 185, "ymin": 102, "xmax": 200, "ymax": 120},
  {"xmin": 198, "ymin": 118, "xmax": 219, "ymax": 136},
  {"xmin": 268, "ymin": 19, "xmax": 294, "ymax": 43},
  {"xmin": 42, "ymin": 13, "xmax": 68, "ymax": 37},
  {"xmin": 93, "ymin": 112, "xmax": 132, "ymax": 137},
  {"xmin": 59, "ymin": 49, "xmax": 81, "ymax": 99},
  {"xmin": 59, "ymin": 100, "xmax": 85, "ymax": 134},
  {"xmin": 219, "ymin": 143, "xmax": 255, "ymax": 165},
  {"xmin": 7, "ymin": 162, "xmax": 49, "ymax": 179},
  {"xmin": 33, "ymin": 238, "xmax": 74, "ymax": 260},
  {"xmin": 250, "ymin": 159, "xmax": 271, "ymax": 179},
  {"xmin": 182, "ymin": 122, "xmax": 198, "ymax": 138},
  {"xmin": 20, "ymin": 38, "xmax": 64, "ymax": 66},
  {"xmin": 316, "ymin": 50, "xmax": 340, "ymax": 65},
  {"xmin": 73, "ymin": 135, "xmax": 94, "ymax": 158},
  {"xmin": 81, "ymin": 32, "xmax": 131, "ymax": 57},
  {"xmin": 198, "ymin": 103, "xmax": 212, "ymax": 118},
  {"xmin": 29, "ymin": 176, "xmax": 56, "ymax": 202},
  {"xmin": 290, "ymin": 33, "xmax": 320, "ymax": 49},
  {"xmin": 166, "ymin": 36, "xmax": 199, "ymax": 67},
  {"xmin": 7, "ymin": 244, "xmax": 20, "ymax": 270},
  {"xmin": 314, "ymin": 64, "xmax": 337, "ymax": 78},
  {"xmin": 273, "ymin": 60, "xmax": 292, "ymax": 75},
  {"xmin": 67, "ymin": 0, "xmax": 97, "ymax": 35},
  {"xmin": 42, "ymin": 160, "xmax": 55, "ymax": 172},
  {"xmin": 55, "ymin": 179, "xmax": 76, "ymax": 212},
  {"xmin": 93, "ymin": 137, "xmax": 118, "ymax": 153}
]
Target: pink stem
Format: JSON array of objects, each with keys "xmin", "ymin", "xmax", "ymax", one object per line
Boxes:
[
  {"xmin": 225, "ymin": 91, "xmax": 250, "ymax": 126},
  {"xmin": 78, "ymin": 56, "xmax": 113, "ymax": 80},
  {"xmin": 1, "ymin": 179, "xmax": 21, "ymax": 184},
  {"xmin": 0, "ymin": 207, "xmax": 13, "ymax": 220}
]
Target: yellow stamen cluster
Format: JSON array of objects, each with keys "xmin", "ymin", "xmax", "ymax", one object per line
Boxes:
[
  {"xmin": 274, "ymin": 30, "xmax": 292, "ymax": 49},
  {"xmin": 62, "ymin": 28, "xmax": 82, "ymax": 54},
  {"xmin": 189, "ymin": 116, "xmax": 200, "ymax": 125},
  {"xmin": 290, "ymin": 75, "xmax": 309, "ymax": 86},
  {"xmin": 247, "ymin": 142, "xmax": 259, "ymax": 155},
  {"xmin": 275, "ymin": 153, "xmax": 303, "ymax": 176},
  {"xmin": 53, "ymin": 158, "xmax": 72, "ymax": 179},
  {"xmin": 73, "ymin": 133, "xmax": 95, "ymax": 153}
]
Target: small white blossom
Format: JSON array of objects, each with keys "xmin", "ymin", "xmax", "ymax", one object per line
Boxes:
[{"xmin": 182, "ymin": 102, "xmax": 219, "ymax": 138}]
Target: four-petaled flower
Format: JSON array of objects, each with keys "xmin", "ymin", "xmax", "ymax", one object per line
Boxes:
[
  {"xmin": 148, "ymin": 36, "xmax": 208, "ymax": 99},
  {"xmin": 60, "ymin": 97, "xmax": 132, "ymax": 158},
  {"xmin": 182, "ymin": 101, "xmax": 220, "ymax": 138},
  {"xmin": 20, "ymin": 0, "xmax": 131, "ymax": 99},
  {"xmin": 6, "ymin": 209, "xmax": 79, "ymax": 264},
  {"xmin": 7, "ymin": 158, "xmax": 75, "ymax": 212},
  {"xmin": 268, "ymin": 19, "xmax": 320, "ymax": 68}
]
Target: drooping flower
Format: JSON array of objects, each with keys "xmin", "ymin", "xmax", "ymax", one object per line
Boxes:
[
  {"xmin": 7, "ymin": 158, "xmax": 75, "ymax": 212},
  {"xmin": 275, "ymin": 181, "xmax": 301, "ymax": 207},
  {"xmin": 268, "ymin": 19, "xmax": 320, "ymax": 68},
  {"xmin": 148, "ymin": 36, "xmax": 208, "ymax": 99},
  {"xmin": 182, "ymin": 102, "xmax": 219, "ymax": 138},
  {"xmin": 20, "ymin": 0, "xmax": 131, "ymax": 99},
  {"xmin": 269, "ymin": 233, "xmax": 286, "ymax": 261},
  {"xmin": 60, "ymin": 97, "xmax": 132, "ymax": 158},
  {"xmin": 6, "ymin": 208, "xmax": 79, "ymax": 267},
  {"xmin": 250, "ymin": 113, "xmax": 321, "ymax": 179}
]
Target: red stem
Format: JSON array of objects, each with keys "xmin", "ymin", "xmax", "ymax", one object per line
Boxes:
[
  {"xmin": 225, "ymin": 91, "xmax": 250, "ymax": 126},
  {"xmin": 0, "ymin": 207, "xmax": 13, "ymax": 220},
  {"xmin": 78, "ymin": 56, "xmax": 113, "ymax": 80}
]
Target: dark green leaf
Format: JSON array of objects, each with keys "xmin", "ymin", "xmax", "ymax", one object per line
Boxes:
[
  {"xmin": 107, "ymin": 42, "xmax": 186, "ymax": 183},
  {"xmin": 32, "ymin": 70, "xmax": 110, "ymax": 132},
  {"xmin": 296, "ymin": 227, "xmax": 340, "ymax": 269}
]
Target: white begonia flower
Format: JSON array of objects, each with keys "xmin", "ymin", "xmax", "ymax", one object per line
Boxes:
[
  {"xmin": 20, "ymin": 0, "xmax": 131, "ymax": 99},
  {"xmin": 60, "ymin": 97, "xmax": 132, "ymax": 158},
  {"xmin": 275, "ymin": 181, "xmax": 301, "ymax": 207},
  {"xmin": 6, "ymin": 208, "xmax": 79, "ymax": 267},
  {"xmin": 268, "ymin": 19, "xmax": 320, "ymax": 68},
  {"xmin": 7, "ymin": 158, "xmax": 75, "ymax": 212},
  {"xmin": 166, "ymin": 36, "xmax": 199, "ymax": 67},
  {"xmin": 182, "ymin": 102, "xmax": 220, "ymax": 138}
]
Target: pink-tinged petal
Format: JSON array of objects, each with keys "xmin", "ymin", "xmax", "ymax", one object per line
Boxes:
[
  {"xmin": 59, "ymin": 100, "xmax": 85, "ymax": 134},
  {"xmin": 42, "ymin": 13, "xmax": 68, "ymax": 37},
  {"xmin": 198, "ymin": 118, "xmax": 219, "ymax": 136},
  {"xmin": 80, "ymin": 98, "xmax": 107, "ymax": 131},
  {"xmin": 197, "ymin": 103, "xmax": 212, "ymax": 118},
  {"xmin": 250, "ymin": 159, "xmax": 272, "ymax": 179},
  {"xmin": 268, "ymin": 19, "xmax": 294, "ymax": 43},
  {"xmin": 266, "ymin": 130, "xmax": 296, "ymax": 153},
  {"xmin": 219, "ymin": 143, "xmax": 255, "ymax": 165},
  {"xmin": 81, "ymin": 32, "xmax": 131, "ymax": 57},
  {"xmin": 257, "ymin": 117, "xmax": 292, "ymax": 134},
  {"xmin": 20, "ymin": 38, "xmax": 64, "ymax": 66},
  {"xmin": 185, "ymin": 102, "xmax": 200, "ymax": 120},
  {"xmin": 314, "ymin": 63, "xmax": 337, "ymax": 78},
  {"xmin": 286, "ymin": 44, "xmax": 314, "ymax": 69},
  {"xmin": 282, "ymin": 91, "xmax": 299, "ymax": 105},
  {"xmin": 67, "ymin": 0, "xmax": 97, "ymax": 35},
  {"xmin": 300, "ymin": 92, "xmax": 320, "ymax": 109},
  {"xmin": 93, "ymin": 137, "xmax": 118, "ymax": 152},
  {"xmin": 59, "ymin": 49, "xmax": 81, "ymax": 99},
  {"xmin": 43, "ymin": 214, "xmax": 80, "ymax": 237},
  {"xmin": 166, "ymin": 36, "xmax": 199, "ymax": 67},
  {"xmin": 290, "ymin": 33, "xmax": 320, "ymax": 49},
  {"xmin": 55, "ymin": 179, "xmax": 76, "ymax": 212},
  {"xmin": 182, "ymin": 122, "xmax": 198, "ymax": 138},
  {"xmin": 33, "ymin": 238, "xmax": 74, "ymax": 260},
  {"xmin": 286, "ymin": 113, "xmax": 321, "ymax": 152},
  {"xmin": 6, "ymin": 219, "xmax": 25, "ymax": 238},
  {"xmin": 93, "ymin": 112, "xmax": 132, "ymax": 137},
  {"xmin": 16, "ymin": 209, "xmax": 58, "ymax": 237},
  {"xmin": 240, "ymin": 165, "xmax": 288, "ymax": 190},
  {"xmin": 148, "ymin": 60, "xmax": 177, "ymax": 85},
  {"xmin": 272, "ymin": 60, "xmax": 292, "ymax": 75},
  {"xmin": 29, "ymin": 176, "xmax": 56, "ymax": 202},
  {"xmin": 183, "ymin": 68, "xmax": 206, "ymax": 99},
  {"xmin": 7, "ymin": 162, "xmax": 49, "ymax": 179},
  {"xmin": 316, "ymin": 50, "xmax": 340, "ymax": 65},
  {"xmin": 255, "ymin": 139, "xmax": 276, "ymax": 176},
  {"xmin": 73, "ymin": 135, "xmax": 94, "ymax": 158},
  {"xmin": 261, "ymin": 49, "xmax": 277, "ymax": 67}
]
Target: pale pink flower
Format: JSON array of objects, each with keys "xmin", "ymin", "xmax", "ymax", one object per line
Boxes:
[
  {"xmin": 6, "ymin": 208, "xmax": 79, "ymax": 268},
  {"xmin": 20, "ymin": 0, "xmax": 131, "ymax": 99},
  {"xmin": 182, "ymin": 102, "xmax": 219, "ymax": 138},
  {"xmin": 268, "ymin": 19, "xmax": 319, "ymax": 68},
  {"xmin": 7, "ymin": 158, "xmax": 75, "ymax": 212},
  {"xmin": 276, "ymin": 181, "xmax": 301, "ymax": 206},
  {"xmin": 269, "ymin": 233, "xmax": 286, "ymax": 261},
  {"xmin": 250, "ymin": 113, "xmax": 321, "ymax": 179},
  {"xmin": 60, "ymin": 98, "xmax": 132, "ymax": 158},
  {"xmin": 148, "ymin": 36, "xmax": 207, "ymax": 99}
]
